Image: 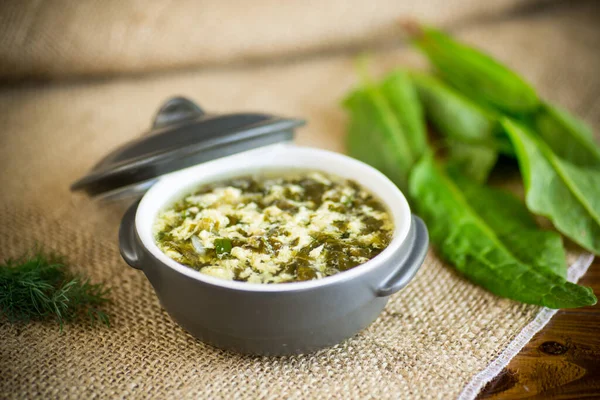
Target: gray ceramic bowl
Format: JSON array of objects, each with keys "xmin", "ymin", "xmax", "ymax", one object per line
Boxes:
[{"xmin": 119, "ymin": 144, "xmax": 428, "ymax": 355}]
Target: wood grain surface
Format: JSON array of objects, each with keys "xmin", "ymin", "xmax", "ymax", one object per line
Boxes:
[{"xmin": 478, "ymin": 257, "xmax": 600, "ymax": 399}]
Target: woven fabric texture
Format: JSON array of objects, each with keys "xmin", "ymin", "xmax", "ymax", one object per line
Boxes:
[
  {"xmin": 0, "ymin": 0, "xmax": 543, "ymax": 80},
  {"xmin": 1, "ymin": 2, "xmax": 599, "ymax": 399}
]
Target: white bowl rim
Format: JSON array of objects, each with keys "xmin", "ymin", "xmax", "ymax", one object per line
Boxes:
[{"xmin": 135, "ymin": 143, "xmax": 412, "ymax": 292}]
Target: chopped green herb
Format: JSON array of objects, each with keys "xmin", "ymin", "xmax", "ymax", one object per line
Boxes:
[
  {"xmin": 214, "ymin": 238, "xmax": 232, "ymax": 255},
  {"xmin": 0, "ymin": 250, "xmax": 111, "ymax": 328}
]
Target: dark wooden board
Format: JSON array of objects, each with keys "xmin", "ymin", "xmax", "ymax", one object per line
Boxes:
[{"xmin": 478, "ymin": 258, "xmax": 600, "ymax": 399}]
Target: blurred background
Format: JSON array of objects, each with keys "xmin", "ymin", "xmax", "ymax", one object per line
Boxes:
[{"xmin": 0, "ymin": 0, "xmax": 564, "ymax": 80}]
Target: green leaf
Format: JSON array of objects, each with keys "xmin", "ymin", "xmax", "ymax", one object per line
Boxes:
[
  {"xmin": 446, "ymin": 141, "xmax": 499, "ymax": 184},
  {"xmin": 411, "ymin": 72, "xmax": 499, "ymax": 143},
  {"xmin": 345, "ymin": 89, "xmax": 410, "ymax": 190},
  {"xmin": 449, "ymin": 167, "xmax": 567, "ymax": 279},
  {"xmin": 380, "ymin": 71, "xmax": 428, "ymax": 158},
  {"xmin": 214, "ymin": 238, "xmax": 232, "ymax": 255},
  {"xmin": 533, "ymin": 103, "xmax": 600, "ymax": 167},
  {"xmin": 502, "ymin": 119, "xmax": 600, "ymax": 254},
  {"xmin": 411, "ymin": 26, "xmax": 539, "ymax": 114},
  {"xmin": 408, "ymin": 154, "xmax": 595, "ymax": 308},
  {"xmin": 344, "ymin": 70, "xmax": 427, "ymax": 191},
  {"xmin": 410, "ymin": 72, "xmax": 511, "ymax": 181}
]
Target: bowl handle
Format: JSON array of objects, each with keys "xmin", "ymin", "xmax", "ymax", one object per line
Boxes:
[
  {"xmin": 119, "ymin": 200, "xmax": 143, "ymax": 270},
  {"xmin": 376, "ymin": 215, "xmax": 429, "ymax": 297}
]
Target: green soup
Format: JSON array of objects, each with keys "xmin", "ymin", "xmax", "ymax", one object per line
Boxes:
[{"xmin": 154, "ymin": 171, "xmax": 393, "ymax": 283}]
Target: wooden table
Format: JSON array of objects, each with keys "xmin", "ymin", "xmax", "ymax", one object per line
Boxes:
[{"xmin": 478, "ymin": 258, "xmax": 600, "ymax": 399}]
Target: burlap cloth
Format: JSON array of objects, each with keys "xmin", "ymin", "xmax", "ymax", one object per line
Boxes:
[
  {"xmin": 1, "ymin": 1, "xmax": 599, "ymax": 399},
  {"xmin": 0, "ymin": 0, "xmax": 545, "ymax": 80}
]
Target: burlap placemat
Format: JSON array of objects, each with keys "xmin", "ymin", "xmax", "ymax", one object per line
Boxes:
[
  {"xmin": 1, "ymin": 3, "xmax": 598, "ymax": 399},
  {"xmin": 0, "ymin": 0, "xmax": 543, "ymax": 80}
]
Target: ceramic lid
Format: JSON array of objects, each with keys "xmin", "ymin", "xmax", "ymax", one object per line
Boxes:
[{"xmin": 70, "ymin": 97, "xmax": 305, "ymax": 201}]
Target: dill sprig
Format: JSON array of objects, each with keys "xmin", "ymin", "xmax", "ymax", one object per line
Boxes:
[{"xmin": 0, "ymin": 250, "xmax": 111, "ymax": 328}]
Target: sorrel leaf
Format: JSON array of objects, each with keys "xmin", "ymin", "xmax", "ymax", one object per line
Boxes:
[
  {"xmin": 409, "ymin": 154, "xmax": 595, "ymax": 308},
  {"xmin": 411, "ymin": 72, "xmax": 510, "ymax": 181},
  {"xmin": 410, "ymin": 25, "xmax": 539, "ymax": 114},
  {"xmin": 503, "ymin": 119, "xmax": 600, "ymax": 254},
  {"xmin": 532, "ymin": 103, "xmax": 600, "ymax": 167},
  {"xmin": 344, "ymin": 70, "xmax": 427, "ymax": 191}
]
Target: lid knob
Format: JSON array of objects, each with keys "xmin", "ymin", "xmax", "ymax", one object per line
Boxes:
[{"xmin": 152, "ymin": 97, "xmax": 205, "ymax": 130}]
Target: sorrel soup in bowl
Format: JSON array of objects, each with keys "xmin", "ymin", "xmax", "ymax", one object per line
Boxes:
[
  {"xmin": 154, "ymin": 171, "xmax": 394, "ymax": 284},
  {"xmin": 72, "ymin": 98, "xmax": 428, "ymax": 355}
]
